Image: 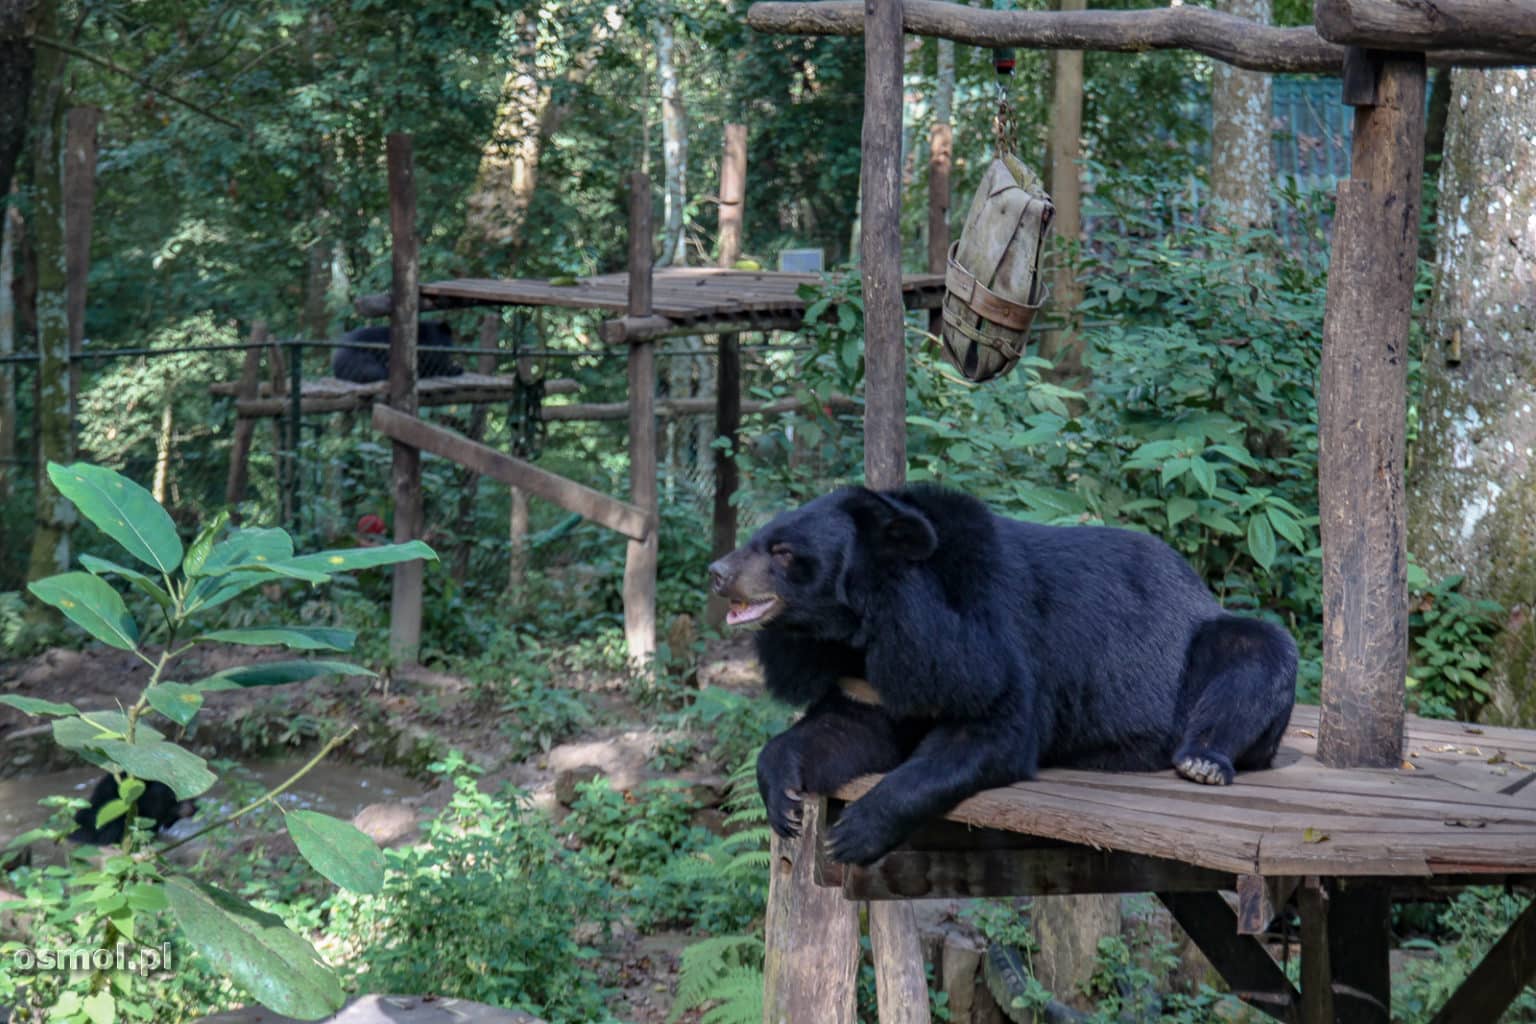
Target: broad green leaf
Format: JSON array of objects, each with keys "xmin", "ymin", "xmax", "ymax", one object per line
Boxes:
[
  {"xmin": 184, "ymin": 570, "xmax": 274, "ymax": 615},
  {"xmin": 78, "ymin": 554, "xmax": 173, "ymax": 613},
  {"xmin": 1166, "ymin": 496, "xmax": 1198, "ymax": 528},
  {"xmin": 1247, "ymin": 514, "xmax": 1278, "ymax": 572},
  {"xmin": 1013, "ymin": 484, "xmax": 1088, "ymax": 520},
  {"xmin": 183, "ymin": 510, "xmax": 231, "ymax": 576},
  {"xmin": 81, "ymin": 989, "xmax": 115, "ymax": 1024},
  {"xmin": 48, "ymin": 462, "xmax": 182, "ymax": 573},
  {"xmin": 202, "ymin": 660, "xmax": 375, "ymax": 688},
  {"xmin": 86, "ymin": 739, "xmax": 216, "ymax": 799},
  {"xmin": 125, "ymin": 883, "xmax": 168, "ymax": 912},
  {"xmin": 198, "ymin": 627, "xmax": 356, "ymax": 652},
  {"xmin": 28, "ymin": 573, "xmax": 139, "ymax": 650},
  {"xmin": 94, "ymin": 798, "xmax": 130, "ymax": 830},
  {"xmin": 53, "ymin": 711, "xmax": 160, "ymax": 750},
  {"xmin": 146, "ymin": 683, "xmax": 205, "ymax": 727},
  {"xmin": 1161, "ymin": 457, "xmax": 1191, "ymax": 487},
  {"xmin": 1189, "ymin": 458, "xmax": 1217, "ymax": 497},
  {"xmin": 1199, "ymin": 509, "xmax": 1244, "ymax": 536},
  {"xmin": 1266, "ymin": 506, "xmax": 1306, "ymax": 549},
  {"xmin": 274, "ymin": 541, "xmax": 438, "ymax": 576},
  {"xmin": 285, "ymin": 811, "xmax": 385, "ymax": 894},
  {"xmin": 0, "ymin": 695, "xmax": 80, "ymax": 718},
  {"xmin": 166, "ymin": 877, "xmax": 344, "ymax": 1021},
  {"xmin": 197, "ymin": 528, "xmax": 295, "ymax": 577}
]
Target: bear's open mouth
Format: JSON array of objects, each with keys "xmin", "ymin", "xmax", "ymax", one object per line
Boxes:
[{"xmin": 726, "ymin": 596, "xmax": 782, "ymax": 628}]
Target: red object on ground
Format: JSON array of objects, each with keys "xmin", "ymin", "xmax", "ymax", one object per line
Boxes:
[{"xmin": 358, "ymin": 514, "xmax": 387, "ymax": 536}]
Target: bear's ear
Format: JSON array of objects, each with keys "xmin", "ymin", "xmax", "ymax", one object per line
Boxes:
[{"xmin": 845, "ymin": 488, "xmax": 938, "ymax": 562}]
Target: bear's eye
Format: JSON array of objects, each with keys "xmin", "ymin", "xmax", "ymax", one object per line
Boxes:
[{"xmin": 770, "ymin": 543, "xmax": 794, "ymax": 567}]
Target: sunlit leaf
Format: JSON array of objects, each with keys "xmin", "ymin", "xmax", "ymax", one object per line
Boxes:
[
  {"xmin": 28, "ymin": 573, "xmax": 139, "ymax": 650},
  {"xmin": 285, "ymin": 811, "xmax": 385, "ymax": 894},
  {"xmin": 48, "ymin": 462, "xmax": 182, "ymax": 573}
]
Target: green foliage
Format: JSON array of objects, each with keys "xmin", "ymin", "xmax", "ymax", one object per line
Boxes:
[
  {"xmin": 323, "ymin": 753, "xmax": 617, "ymax": 1024},
  {"xmin": 1396, "ymin": 889, "xmax": 1536, "ymax": 1023},
  {"xmin": 1406, "ymin": 574, "xmax": 1504, "ymax": 720},
  {"xmin": 3, "ymin": 461, "xmax": 432, "ymax": 1022}
]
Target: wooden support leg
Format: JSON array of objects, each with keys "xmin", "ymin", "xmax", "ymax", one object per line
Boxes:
[
  {"xmin": 764, "ymin": 799, "xmax": 858, "ymax": 1024},
  {"xmin": 1298, "ymin": 877, "xmax": 1335, "ymax": 1024},
  {"xmin": 705, "ymin": 330, "xmax": 740, "ymax": 628},
  {"xmin": 1429, "ymin": 897, "xmax": 1536, "ymax": 1024},
  {"xmin": 386, "ymin": 132, "xmax": 424, "ymax": 666},
  {"xmin": 623, "ymin": 172, "xmax": 658, "ymax": 668},
  {"xmin": 1324, "ymin": 881, "xmax": 1391, "ymax": 1024},
  {"xmin": 871, "ymin": 901, "xmax": 932, "ymax": 1024},
  {"xmin": 225, "ymin": 322, "xmax": 269, "ymax": 522},
  {"xmin": 1157, "ymin": 891, "xmax": 1300, "ymax": 1023}
]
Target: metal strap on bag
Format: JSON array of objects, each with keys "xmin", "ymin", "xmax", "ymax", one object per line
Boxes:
[{"xmin": 945, "ymin": 243, "xmax": 1038, "ymax": 332}]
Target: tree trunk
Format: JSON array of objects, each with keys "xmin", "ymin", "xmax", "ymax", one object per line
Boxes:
[
  {"xmin": 655, "ymin": 13, "xmax": 688, "ymax": 268},
  {"xmin": 1406, "ymin": 68, "xmax": 1536, "ymax": 725},
  {"xmin": 1, "ymin": 183, "xmax": 17, "ymax": 500},
  {"xmin": 1209, "ymin": 0, "xmax": 1274, "ymax": 230},
  {"xmin": 152, "ymin": 401, "xmax": 173, "ymax": 504},
  {"xmin": 25, "ymin": 0, "xmax": 71, "ymax": 584},
  {"xmin": 0, "ymin": 0, "xmax": 39, "ymax": 199}
]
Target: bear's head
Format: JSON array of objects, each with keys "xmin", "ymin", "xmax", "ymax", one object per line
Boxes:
[{"xmin": 708, "ymin": 488, "xmax": 940, "ymax": 639}]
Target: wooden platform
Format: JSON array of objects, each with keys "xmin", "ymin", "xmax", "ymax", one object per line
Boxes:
[
  {"xmin": 354, "ymin": 268, "xmax": 948, "ymax": 339},
  {"xmin": 832, "ymin": 704, "xmax": 1536, "ymax": 896},
  {"xmin": 226, "ymin": 372, "xmax": 578, "ymax": 419}
]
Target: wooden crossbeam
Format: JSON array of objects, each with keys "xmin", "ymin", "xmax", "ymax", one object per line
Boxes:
[
  {"xmin": 371, "ymin": 404, "xmax": 651, "ymax": 541},
  {"xmin": 1158, "ymin": 891, "xmax": 1301, "ymax": 1023},
  {"xmin": 1316, "ymin": 0, "xmax": 1536, "ymax": 54},
  {"xmin": 1429, "ymin": 897, "xmax": 1536, "ymax": 1024}
]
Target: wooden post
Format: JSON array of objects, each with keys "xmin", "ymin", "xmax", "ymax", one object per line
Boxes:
[
  {"xmin": 707, "ymin": 123, "xmax": 747, "ymax": 628},
  {"xmin": 764, "ymin": 801, "xmax": 859, "ymax": 1024},
  {"xmin": 225, "ymin": 321, "xmax": 269, "ymax": 519},
  {"xmin": 872, "ymin": 900, "xmax": 932, "ymax": 1024},
  {"xmin": 1325, "ymin": 880, "xmax": 1391, "ymax": 1024},
  {"xmin": 862, "ymin": 0, "xmax": 908, "ymax": 492},
  {"xmin": 386, "ymin": 133, "xmax": 424, "ymax": 665},
  {"xmin": 1041, "ymin": 0, "xmax": 1086, "ymax": 378},
  {"xmin": 926, "ymin": 118, "xmax": 951, "ymax": 338},
  {"xmin": 623, "ymin": 172, "xmax": 659, "ymax": 668},
  {"xmin": 64, "ymin": 107, "xmax": 99, "ymax": 455},
  {"xmin": 1298, "ymin": 877, "xmax": 1334, "ymax": 1024},
  {"xmin": 1317, "ymin": 51, "xmax": 1426, "ymax": 769},
  {"xmin": 509, "ymin": 485, "xmax": 529, "ymax": 590}
]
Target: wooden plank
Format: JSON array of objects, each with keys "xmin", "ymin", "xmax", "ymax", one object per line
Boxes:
[
  {"xmin": 1316, "ymin": 53, "xmax": 1426, "ymax": 769},
  {"xmin": 233, "ymin": 375, "xmax": 579, "ymax": 418},
  {"xmin": 842, "ymin": 846, "xmax": 1237, "ymax": 900},
  {"xmin": 372, "ymin": 405, "xmax": 650, "ymax": 541},
  {"xmin": 623, "ymin": 172, "xmax": 659, "ymax": 668},
  {"xmin": 386, "ymin": 132, "xmax": 424, "ymax": 666},
  {"xmin": 1315, "ymin": 0, "xmax": 1536, "ymax": 54},
  {"xmin": 1157, "ymin": 892, "xmax": 1299, "ymax": 1023},
  {"xmin": 862, "ymin": 0, "xmax": 907, "ymax": 493},
  {"xmin": 764, "ymin": 798, "xmax": 859, "ymax": 1024},
  {"xmin": 1297, "ymin": 878, "xmax": 1334, "ymax": 1024},
  {"xmin": 1428, "ymin": 897, "xmax": 1536, "ymax": 1024}
]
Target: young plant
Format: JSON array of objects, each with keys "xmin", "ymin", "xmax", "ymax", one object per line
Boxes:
[{"xmin": 2, "ymin": 461, "xmax": 436, "ymax": 1022}]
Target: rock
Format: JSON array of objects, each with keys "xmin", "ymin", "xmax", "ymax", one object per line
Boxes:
[
  {"xmin": 194, "ymin": 994, "xmax": 545, "ymax": 1023},
  {"xmin": 351, "ymin": 804, "xmax": 418, "ymax": 847}
]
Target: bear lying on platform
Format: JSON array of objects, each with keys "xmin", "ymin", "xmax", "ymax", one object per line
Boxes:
[
  {"xmin": 708, "ymin": 485, "xmax": 1297, "ymax": 865},
  {"xmin": 331, "ymin": 321, "xmax": 464, "ymax": 383}
]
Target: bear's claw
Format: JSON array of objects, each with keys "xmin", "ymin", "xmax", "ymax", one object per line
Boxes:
[{"xmin": 1176, "ymin": 753, "xmax": 1235, "ymax": 786}]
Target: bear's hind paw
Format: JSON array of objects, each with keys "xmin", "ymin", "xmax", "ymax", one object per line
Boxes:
[{"xmin": 1175, "ymin": 753, "xmax": 1235, "ymax": 786}]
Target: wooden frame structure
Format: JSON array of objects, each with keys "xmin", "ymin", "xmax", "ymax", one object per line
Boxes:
[{"xmin": 744, "ymin": 1, "xmax": 1536, "ymax": 1021}]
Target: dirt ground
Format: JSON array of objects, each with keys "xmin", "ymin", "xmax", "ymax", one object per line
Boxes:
[{"xmin": 0, "ymin": 632, "xmax": 766, "ymax": 1024}]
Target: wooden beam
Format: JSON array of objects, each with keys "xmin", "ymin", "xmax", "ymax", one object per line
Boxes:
[
  {"xmin": 1317, "ymin": 54, "xmax": 1425, "ymax": 769},
  {"xmin": 372, "ymin": 405, "xmax": 651, "ymax": 541},
  {"xmin": 842, "ymin": 846, "xmax": 1237, "ymax": 900},
  {"xmin": 1429, "ymin": 897, "xmax": 1536, "ymax": 1024},
  {"xmin": 1158, "ymin": 892, "xmax": 1300, "ymax": 1023},
  {"xmin": 225, "ymin": 322, "xmax": 269, "ymax": 519},
  {"xmin": 707, "ymin": 123, "xmax": 749, "ymax": 630},
  {"xmin": 745, "ymin": 0, "xmax": 1535, "ymax": 69},
  {"xmin": 542, "ymin": 393, "xmax": 858, "ymax": 422},
  {"xmin": 1325, "ymin": 881, "xmax": 1391, "ymax": 1024},
  {"xmin": 872, "ymin": 900, "xmax": 931, "ymax": 1024},
  {"xmin": 1316, "ymin": 0, "xmax": 1536, "ymax": 54},
  {"xmin": 764, "ymin": 799, "xmax": 859, "ymax": 1024},
  {"xmin": 623, "ymin": 172, "xmax": 659, "ymax": 667},
  {"xmin": 863, "ymin": 0, "xmax": 907, "ymax": 493},
  {"xmin": 1298, "ymin": 877, "xmax": 1335, "ymax": 1024},
  {"xmin": 230, "ymin": 377, "xmax": 579, "ymax": 417},
  {"xmin": 386, "ymin": 133, "xmax": 424, "ymax": 666}
]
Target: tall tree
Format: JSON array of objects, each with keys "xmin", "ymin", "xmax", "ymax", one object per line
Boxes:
[
  {"xmin": 1406, "ymin": 68, "xmax": 1536, "ymax": 723},
  {"xmin": 1208, "ymin": 0, "xmax": 1273, "ymax": 230},
  {"xmin": 0, "ymin": 0, "xmax": 38, "ymax": 195},
  {"xmin": 1039, "ymin": 0, "xmax": 1086, "ymax": 382}
]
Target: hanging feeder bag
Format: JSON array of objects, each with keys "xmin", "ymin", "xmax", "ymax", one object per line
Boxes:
[{"xmin": 941, "ymin": 152, "xmax": 1054, "ymax": 383}]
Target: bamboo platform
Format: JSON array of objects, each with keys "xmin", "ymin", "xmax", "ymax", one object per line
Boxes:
[
  {"xmin": 354, "ymin": 267, "xmax": 948, "ymax": 340},
  {"xmin": 828, "ymin": 704, "xmax": 1536, "ymax": 899}
]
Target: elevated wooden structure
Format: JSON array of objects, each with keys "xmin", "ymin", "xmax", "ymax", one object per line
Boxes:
[
  {"xmin": 223, "ymin": 372, "xmax": 579, "ymax": 419},
  {"xmin": 750, "ymin": 1, "xmax": 1536, "ymax": 1022}
]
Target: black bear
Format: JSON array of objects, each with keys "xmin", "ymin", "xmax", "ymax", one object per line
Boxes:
[
  {"xmin": 708, "ymin": 485, "xmax": 1297, "ymax": 865},
  {"xmin": 331, "ymin": 321, "xmax": 464, "ymax": 383},
  {"xmin": 69, "ymin": 775, "xmax": 197, "ymax": 845}
]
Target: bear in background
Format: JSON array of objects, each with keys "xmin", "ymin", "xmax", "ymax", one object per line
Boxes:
[
  {"xmin": 331, "ymin": 321, "xmax": 464, "ymax": 383},
  {"xmin": 69, "ymin": 775, "xmax": 198, "ymax": 846},
  {"xmin": 708, "ymin": 484, "xmax": 1296, "ymax": 865}
]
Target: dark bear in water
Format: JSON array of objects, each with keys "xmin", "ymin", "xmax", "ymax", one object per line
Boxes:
[
  {"xmin": 331, "ymin": 321, "xmax": 464, "ymax": 383},
  {"xmin": 69, "ymin": 775, "xmax": 198, "ymax": 845},
  {"xmin": 708, "ymin": 484, "xmax": 1297, "ymax": 865}
]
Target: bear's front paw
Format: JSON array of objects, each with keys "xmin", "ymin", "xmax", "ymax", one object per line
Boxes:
[
  {"xmin": 764, "ymin": 785, "xmax": 805, "ymax": 839},
  {"xmin": 757, "ymin": 739, "xmax": 806, "ymax": 839},
  {"xmin": 826, "ymin": 800, "xmax": 902, "ymax": 866}
]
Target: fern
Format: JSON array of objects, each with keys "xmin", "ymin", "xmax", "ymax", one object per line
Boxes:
[{"xmin": 700, "ymin": 964, "xmax": 766, "ymax": 1024}]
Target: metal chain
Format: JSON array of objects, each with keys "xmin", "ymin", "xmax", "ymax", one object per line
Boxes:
[{"xmin": 994, "ymin": 79, "xmax": 1019, "ymax": 159}]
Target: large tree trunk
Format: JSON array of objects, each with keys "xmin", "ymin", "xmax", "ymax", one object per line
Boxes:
[
  {"xmin": 25, "ymin": 0, "xmax": 71, "ymax": 584},
  {"xmin": 1209, "ymin": 0, "xmax": 1273, "ymax": 230},
  {"xmin": 1, "ymin": 183, "xmax": 17, "ymax": 499},
  {"xmin": 1039, "ymin": 0, "xmax": 1086, "ymax": 383},
  {"xmin": 655, "ymin": 13, "xmax": 687, "ymax": 268},
  {"xmin": 1406, "ymin": 68, "xmax": 1536, "ymax": 724},
  {"xmin": 0, "ymin": 0, "xmax": 39, "ymax": 198}
]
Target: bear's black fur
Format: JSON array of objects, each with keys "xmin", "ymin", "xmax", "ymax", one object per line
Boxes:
[
  {"xmin": 708, "ymin": 485, "xmax": 1297, "ymax": 865},
  {"xmin": 69, "ymin": 775, "xmax": 197, "ymax": 846},
  {"xmin": 331, "ymin": 321, "xmax": 464, "ymax": 383}
]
